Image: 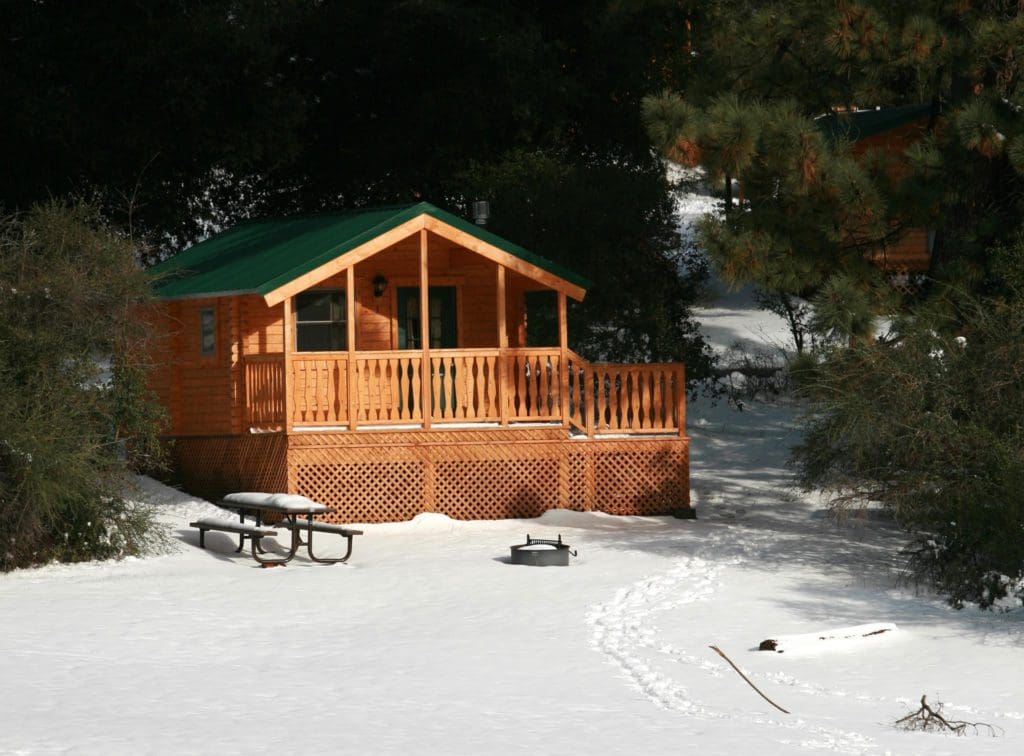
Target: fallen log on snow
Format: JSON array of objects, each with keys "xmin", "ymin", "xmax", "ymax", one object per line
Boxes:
[{"xmin": 759, "ymin": 622, "xmax": 898, "ymax": 653}]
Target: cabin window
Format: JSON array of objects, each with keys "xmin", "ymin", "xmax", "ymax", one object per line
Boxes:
[
  {"xmin": 199, "ymin": 307, "xmax": 216, "ymax": 355},
  {"xmin": 295, "ymin": 290, "xmax": 346, "ymax": 351}
]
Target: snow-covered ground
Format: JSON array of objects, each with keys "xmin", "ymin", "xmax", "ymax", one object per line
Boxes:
[{"xmin": 3, "ymin": 203, "xmax": 1023, "ymax": 754}]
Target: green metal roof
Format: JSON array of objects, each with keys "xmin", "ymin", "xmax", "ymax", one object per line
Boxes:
[
  {"xmin": 149, "ymin": 202, "xmax": 590, "ymax": 300},
  {"xmin": 816, "ymin": 104, "xmax": 932, "ymax": 144}
]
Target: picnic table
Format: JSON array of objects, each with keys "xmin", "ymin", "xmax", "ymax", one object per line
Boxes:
[{"xmin": 190, "ymin": 492, "xmax": 362, "ymax": 566}]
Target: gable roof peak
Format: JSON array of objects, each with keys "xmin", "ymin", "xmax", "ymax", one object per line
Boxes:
[{"xmin": 148, "ymin": 202, "xmax": 590, "ymax": 303}]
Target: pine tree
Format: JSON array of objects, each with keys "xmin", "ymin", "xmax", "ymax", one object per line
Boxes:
[
  {"xmin": 643, "ymin": 0, "xmax": 1024, "ymax": 341},
  {"xmin": 645, "ymin": 3, "xmax": 1024, "ymax": 606}
]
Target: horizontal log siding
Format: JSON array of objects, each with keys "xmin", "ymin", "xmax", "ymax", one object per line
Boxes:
[
  {"xmin": 851, "ymin": 120, "xmax": 930, "ymax": 160},
  {"xmin": 315, "ymin": 238, "xmax": 506, "ymax": 349},
  {"xmin": 449, "ymin": 247, "xmax": 498, "ymax": 347},
  {"xmin": 354, "ymin": 275, "xmax": 392, "ymax": 351},
  {"xmin": 853, "ymin": 119, "xmax": 932, "ymax": 275},
  {"xmin": 144, "ymin": 302, "xmax": 176, "ymax": 422},
  {"xmin": 159, "ymin": 237, "xmax": 685, "ymax": 440},
  {"xmin": 160, "ymin": 297, "xmax": 235, "ymax": 435},
  {"xmin": 241, "ymin": 295, "xmax": 284, "ymax": 354},
  {"xmin": 869, "ymin": 227, "xmax": 931, "ymax": 272}
]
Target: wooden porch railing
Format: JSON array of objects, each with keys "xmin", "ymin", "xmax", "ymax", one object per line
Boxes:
[
  {"xmin": 356, "ymin": 352, "xmax": 423, "ymax": 424},
  {"xmin": 565, "ymin": 350, "xmax": 685, "ymax": 436},
  {"xmin": 243, "ymin": 348, "xmax": 685, "ymax": 436},
  {"xmin": 292, "ymin": 352, "xmax": 349, "ymax": 425},
  {"xmin": 244, "ymin": 354, "xmax": 286, "ymax": 426}
]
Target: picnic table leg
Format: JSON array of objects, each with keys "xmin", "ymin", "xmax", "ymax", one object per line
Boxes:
[
  {"xmin": 234, "ymin": 509, "xmax": 246, "ymax": 553},
  {"xmin": 305, "ymin": 522, "xmax": 356, "ymax": 564},
  {"xmin": 253, "ymin": 510, "xmax": 269, "ymax": 554},
  {"xmin": 250, "ymin": 523, "xmax": 300, "ymax": 567}
]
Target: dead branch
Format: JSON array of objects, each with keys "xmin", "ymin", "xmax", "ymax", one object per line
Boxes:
[
  {"xmin": 895, "ymin": 695, "xmax": 1002, "ymax": 737},
  {"xmin": 709, "ymin": 645, "xmax": 790, "ymax": 714}
]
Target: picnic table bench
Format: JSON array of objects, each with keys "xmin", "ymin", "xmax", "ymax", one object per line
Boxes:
[
  {"xmin": 189, "ymin": 517, "xmax": 278, "ymax": 555},
  {"xmin": 190, "ymin": 492, "xmax": 362, "ymax": 566},
  {"xmin": 283, "ymin": 518, "xmax": 363, "ymax": 563}
]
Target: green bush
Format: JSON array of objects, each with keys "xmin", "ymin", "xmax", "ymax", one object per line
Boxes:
[
  {"xmin": 0, "ymin": 202, "xmax": 166, "ymax": 570},
  {"xmin": 793, "ymin": 248, "xmax": 1024, "ymax": 608}
]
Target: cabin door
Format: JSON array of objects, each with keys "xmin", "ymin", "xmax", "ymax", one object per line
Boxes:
[
  {"xmin": 397, "ymin": 286, "xmax": 458, "ymax": 415},
  {"xmin": 396, "ymin": 286, "xmax": 457, "ymax": 349}
]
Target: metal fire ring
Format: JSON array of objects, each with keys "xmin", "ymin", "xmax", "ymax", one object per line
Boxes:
[{"xmin": 509, "ymin": 534, "xmax": 577, "ymax": 566}]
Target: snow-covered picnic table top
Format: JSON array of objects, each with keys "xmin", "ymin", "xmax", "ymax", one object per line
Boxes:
[{"xmin": 219, "ymin": 492, "xmax": 329, "ymax": 514}]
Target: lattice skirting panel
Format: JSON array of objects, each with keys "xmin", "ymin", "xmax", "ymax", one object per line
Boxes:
[
  {"xmin": 289, "ymin": 432, "xmax": 689, "ymax": 523},
  {"xmin": 589, "ymin": 441, "xmax": 690, "ymax": 515},
  {"xmin": 165, "ymin": 434, "xmax": 287, "ymax": 503},
  {"xmin": 290, "ymin": 452, "xmax": 428, "ymax": 524},
  {"xmin": 166, "ymin": 431, "xmax": 688, "ymax": 523}
]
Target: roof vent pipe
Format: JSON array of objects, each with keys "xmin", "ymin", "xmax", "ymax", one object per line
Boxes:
[{"xmin": 472, "ymin": 200, "xmax": 490, "ymax": 226}]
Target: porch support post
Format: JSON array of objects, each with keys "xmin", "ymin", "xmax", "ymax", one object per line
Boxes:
[
  {"xmin": 496, "ymin": 265, "xmax": 509, "ymax": 426},
  {"xmin": 282, "ymin": 296, "xmax": 294, "ymax": 433},
  {"xmin": 676, "ymin": 364, "xmax": 687, "ymax": 438},
  {"xmin": 419, "ymin": 229, "xmax": 431, "ymax": 430},
  {"xmin": 346, "ymin": 266, "xmax": 358, "ymax": 431},
  {"xmin": 558, "ymin": 291, "xmax": 569, "ymax": 428}
]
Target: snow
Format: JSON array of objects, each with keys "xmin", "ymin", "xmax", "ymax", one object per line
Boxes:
[
  {"xmin": 673, "ymin": 175, "xmax": 795, "ymax": 356},
  {"xmin": 696, "ymin": 281, "xmax": 794, "ymax": 355},
  {"xmin": 3, "ymin": 199, "xmax": 1024, "ymax": 754}
]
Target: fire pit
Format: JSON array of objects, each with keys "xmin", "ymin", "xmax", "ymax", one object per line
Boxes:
[{"xmin": 509, "ymin": 534, "xmax": 577, "ymax": 566}]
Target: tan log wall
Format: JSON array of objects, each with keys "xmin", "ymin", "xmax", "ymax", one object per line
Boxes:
[
  {"xmin": 868, "ymin": 227, "xmax": 931, "ymax": 272},
  {"xmin": 854, "ymin": 117, "xmax": 933, "ymax": 274},
  {"xmin": 151, "ymin": 297, "xmax": 240, "ymax": 436}
]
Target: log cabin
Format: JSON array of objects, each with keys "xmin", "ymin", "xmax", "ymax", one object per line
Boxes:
[
  {"xmin": 146, "ymin": 202, "xmax": 690, "ymax": 523},
  {"xmin": 817, "ymin": 104, "xmax": 935, "ymax": 280}
]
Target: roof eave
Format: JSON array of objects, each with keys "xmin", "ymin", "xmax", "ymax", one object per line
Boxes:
[
  {"xmin": 153, "ymin": 288, "xmax": 262, "ymax": 302},
  {"xmin": 261, "ymin": 210, "xmax": 588, "ymax": 306}
]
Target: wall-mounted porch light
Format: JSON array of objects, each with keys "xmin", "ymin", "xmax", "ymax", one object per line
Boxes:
[{"xmin": 372, "ymin": 274, "xmax": 388, "ymax": 298}]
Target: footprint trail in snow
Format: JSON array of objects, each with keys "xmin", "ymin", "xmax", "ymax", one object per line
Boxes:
[{"xmin": 586, "ymin": 530, "xmax": 880, "ymax": 754}]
